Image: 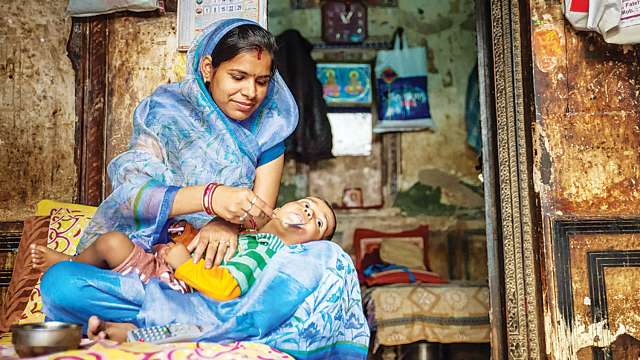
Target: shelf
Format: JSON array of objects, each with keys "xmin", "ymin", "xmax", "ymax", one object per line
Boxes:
[{"xmin": 311, "ymin": 37, "xmax": 392, "ymax": 50}]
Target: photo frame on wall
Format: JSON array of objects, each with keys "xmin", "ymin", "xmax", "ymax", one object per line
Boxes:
[
  {"xmin": 291, "ymin": 0, "xmax": 397, "ymax": 9},
  {"xmin": 316, "ymin": 62, "xmax": 373, "ymax": 107}
]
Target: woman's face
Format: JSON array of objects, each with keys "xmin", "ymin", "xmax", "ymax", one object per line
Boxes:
[{"xmin": 201, "ymin": 49, "xmax": 272, "ymax": 121}]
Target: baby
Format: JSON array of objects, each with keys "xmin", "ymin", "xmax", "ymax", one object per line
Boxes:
[{"xmin": 31, "ymin": 196, "xmax": 336, "ymax": 301}]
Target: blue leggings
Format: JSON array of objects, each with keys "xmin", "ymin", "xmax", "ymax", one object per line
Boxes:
[{"xmin": 41, "ymin": 261, "xmax": 145, "ymax": 331}]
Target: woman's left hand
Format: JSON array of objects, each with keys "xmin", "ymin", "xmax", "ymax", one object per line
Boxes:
[{"xmin": 187, "ymin": 218, "xmax": 239, "ymax": 268}]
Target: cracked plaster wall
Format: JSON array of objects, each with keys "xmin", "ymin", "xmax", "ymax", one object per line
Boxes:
[{"xmin": 0, "ymin": 0, "xmax": 76, "ymax": 221}]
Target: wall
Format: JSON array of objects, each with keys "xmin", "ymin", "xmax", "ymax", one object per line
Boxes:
[
  {"xmin": 268, "ymin": 0, "xmax": 484, "ymax": 271},
  {"xmin": 269, "ymin": 0, "xmax": 480, "ymax": 191},
  {"xmin": 0, "ymin": 0, "xmax": 76, "ymax": 221},
  {"xmin": 529, "ymin": 1, "xmax": 640, "ymax": 358},
  {"xmin": 106, "ymin": 15, "xmax": 181, "ymax": 165}
]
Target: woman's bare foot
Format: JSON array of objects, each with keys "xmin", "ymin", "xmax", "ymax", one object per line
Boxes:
[
  {"xmin": 30, "ymin": 244, "xmax": 72, "ymax": 271},
  {"xmin": 87, "ymin": 315, "xmax": 136, "ymax": 343}
]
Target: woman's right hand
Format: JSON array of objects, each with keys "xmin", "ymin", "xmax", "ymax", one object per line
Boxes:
[{"xmin": 211, "ymin": 186, "xmax": 273, "ymax": 225}]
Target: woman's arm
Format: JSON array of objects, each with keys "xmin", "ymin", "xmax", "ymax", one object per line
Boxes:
[
  {"xmin": 168, "ymin": 184, "xmax": 274, "ymax": 221},
  {"xmin": 252, "ymin": 154, "xmax": 285, "ymax": 227},
  {"xmin": 172, "ymin": 155, "xmax": 284, "ymax": 268},
  {"xmin": 170, "ymin": 153, "xmax": 283, "ymax": 222}
]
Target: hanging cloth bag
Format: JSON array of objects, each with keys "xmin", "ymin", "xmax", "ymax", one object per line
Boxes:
[{"xmin": 374, "ymin": 28, "xmax": 435, "ymax": 133}]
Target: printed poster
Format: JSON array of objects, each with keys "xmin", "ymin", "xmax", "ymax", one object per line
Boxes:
[{"xmin": 178, "ymin": 0, "xmax": 267, "ymax": 51}]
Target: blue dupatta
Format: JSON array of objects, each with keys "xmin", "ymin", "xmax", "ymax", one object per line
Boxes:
[{"xmin": 77, "ymin": 19, "xmax": 298, "ymax": 252}]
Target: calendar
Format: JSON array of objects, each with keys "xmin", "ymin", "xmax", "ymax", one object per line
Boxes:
[{"xmin": 177, "ymin": 0, "xmax": 267, "ymax": 51}]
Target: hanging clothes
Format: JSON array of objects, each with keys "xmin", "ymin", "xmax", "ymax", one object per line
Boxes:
[
  {"xmin": 465, "ymin": 63, "xmax": 482, "ymax": 154},
  {"xmin": 275, "ymin": 30, "xmax": 334, "ymax": 163}
]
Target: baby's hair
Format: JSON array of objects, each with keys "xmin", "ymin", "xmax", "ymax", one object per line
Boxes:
[
  {"xmin": 322, "ymin": 199, "xmax": 337, "ymax": 241},
  {"xmin": 210, "ymin": 24, "xmax": 278, "ymax": 74}
]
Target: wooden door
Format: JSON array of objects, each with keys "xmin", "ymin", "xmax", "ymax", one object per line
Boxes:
[{"xmin": 484, "ymin": 0, "xmax": 640, "ymax": 358}]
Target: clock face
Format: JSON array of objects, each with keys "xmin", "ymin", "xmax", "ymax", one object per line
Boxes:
[{"xmin": 321, "ymin": 1, "xmax": 368, "ymax": 44}]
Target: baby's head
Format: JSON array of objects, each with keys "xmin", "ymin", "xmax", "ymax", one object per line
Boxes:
[{"xmin": 267, "ymin": 196, "xmax": 336, "ymax": 245}]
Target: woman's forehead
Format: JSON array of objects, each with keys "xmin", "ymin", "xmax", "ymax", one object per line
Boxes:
[{"xmin": 222, "ymin": 51, "xmax": 271, "ymax": 75}]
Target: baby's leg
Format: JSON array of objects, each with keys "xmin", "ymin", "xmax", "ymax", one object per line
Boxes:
[
  {"xmin": 75, "ymin": 232, "xmax": 135, "ymax": 269},
  {"xmin": 32, "ymin": 232, "xmax": 134, "ymax": 271}
]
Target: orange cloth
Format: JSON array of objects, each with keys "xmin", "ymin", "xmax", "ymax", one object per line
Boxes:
[
  {"xmin": 169, "ymin": 221, "xmax": 198, "ymax": 246},
  {"xmin": 175, "ymin": 260, "xmax": 241, "ymax": 301}
]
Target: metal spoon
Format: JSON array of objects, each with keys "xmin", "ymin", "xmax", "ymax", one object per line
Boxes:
[{"xmin": 272, "ymin": 215, "xmax": 305, "ymax": 228}]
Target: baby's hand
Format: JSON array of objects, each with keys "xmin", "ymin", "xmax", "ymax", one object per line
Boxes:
[{"xmin": 162, "ymin": 243, "xmax": 191, "ymax": 269}]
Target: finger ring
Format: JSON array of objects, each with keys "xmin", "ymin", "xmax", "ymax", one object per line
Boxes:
[
  {"xmin": 250, "ymin": 195, "xmax": 257, "ymax": 205},
  {"xmin": 239, "ymin": 213, "xmax": 247, "ymax": 222}
]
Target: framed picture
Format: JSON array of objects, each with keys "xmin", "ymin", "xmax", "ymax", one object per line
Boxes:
[
  {"xmin": 342, "ymin": 187, "xmax": 364, "ymax": 208},
  {"xmin": 316, "ymin": 62, "xmax": 373, "ymax": 107}
]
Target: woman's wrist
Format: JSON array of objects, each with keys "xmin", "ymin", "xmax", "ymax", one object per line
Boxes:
[
  {"xmin": 202, "ymin": 183, "xmax": 222, "ymax": 216},
  {"xmin": 207, "ymin": 217, "xmax": 240, "ymax": 231}
]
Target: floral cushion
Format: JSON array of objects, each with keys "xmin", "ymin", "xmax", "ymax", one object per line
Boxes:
[
  {"xmin": 14, "ymin": 201, "xmax": 96, "ymax": 326},
  {"xmin": 0, "ymin": 216, "xmax": 49, "ymax": 332}
]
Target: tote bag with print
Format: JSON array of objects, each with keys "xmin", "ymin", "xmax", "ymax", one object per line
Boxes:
[{"xmin": 374, "ymin": 29, "xmax": 435, "ymax": 133}]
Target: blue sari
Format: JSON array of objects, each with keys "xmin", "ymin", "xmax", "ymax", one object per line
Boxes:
[
  {"xmin": 42, "ymin": 241, "xmax": 370, "ymax": 359},
  {"xmin": 77, "ymin": 18, "xmax": 298, "ymax": 252}
]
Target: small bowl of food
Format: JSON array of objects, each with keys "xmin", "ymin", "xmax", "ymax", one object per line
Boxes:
[{"xmin": 11, "ymin": 322, "xmax": 82, "ymax": 357}]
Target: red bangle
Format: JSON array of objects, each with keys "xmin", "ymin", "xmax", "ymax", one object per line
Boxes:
[
  {"xmin": 248, "ymin": 218, "xmax": 257, "ymax": 231},
  {"xmin": 202, "ymin": 182, "xmax": 221, "ymax": 216}
]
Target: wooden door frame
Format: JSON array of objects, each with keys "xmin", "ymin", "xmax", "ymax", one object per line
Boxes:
[
  {"xmin": 478, "ymin": 0, "xmax": 545, "ymax": 358},
  {"xmin": 68, "ymin": 16, "xmax": 108, "ymax": 206}
]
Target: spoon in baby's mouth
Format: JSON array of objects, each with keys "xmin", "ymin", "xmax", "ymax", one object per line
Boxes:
[{"xmin": 271, "ymin": 213, "xmax": 305, "ymax": 228}]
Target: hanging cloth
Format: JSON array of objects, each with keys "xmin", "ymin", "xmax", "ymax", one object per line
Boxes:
[{"xmin": 275, "ymin": 30, "xmax": 334, "ymax": 163}]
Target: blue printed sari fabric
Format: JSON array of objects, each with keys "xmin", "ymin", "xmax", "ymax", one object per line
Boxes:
[
  {"xmin": 42, "ymin": 242, "xmax": 370, "ymax": 359},
  {"xmin": 77, "ymin": 18, "xmax": 299, "ymax": 252}
]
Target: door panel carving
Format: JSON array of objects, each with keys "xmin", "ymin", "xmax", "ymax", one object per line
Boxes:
[{"xmin": 552, "ymin": 218, "xmax": 640, "ymax": 358}]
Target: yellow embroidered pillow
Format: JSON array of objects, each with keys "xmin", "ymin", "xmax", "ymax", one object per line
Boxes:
[
  {"xmin": 19, "ymin": 202, "xmax": 96, "ymax": 324},
  {"xmin": 35, "ymin": 199, "xmax": 97, "ymax": 218},
  {"xmin": 379, "ymin": 238, "xmax": 427, "ymax": 270}
]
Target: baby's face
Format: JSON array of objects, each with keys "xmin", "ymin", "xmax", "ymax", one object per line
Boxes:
[{"xmin": 273, "ymin": 197, "xmax": 336, "ymax": 245}]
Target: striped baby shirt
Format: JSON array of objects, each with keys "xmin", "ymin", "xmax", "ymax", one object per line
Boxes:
[
  {"xmin": 221, "ymin": 232, "xmax": 286, "ymax": 294},
  {"xmin": 174, "ymin": 232, "xmax": 285, "ymax": 301}
]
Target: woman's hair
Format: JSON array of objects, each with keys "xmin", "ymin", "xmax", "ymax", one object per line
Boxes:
[{"xmin": 210, "ymin": 24, "xmax": 278, "ymax": 74}]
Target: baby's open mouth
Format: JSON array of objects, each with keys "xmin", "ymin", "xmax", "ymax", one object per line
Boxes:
[{"xmin": 283, "ymin": 212, "xmax": 304, "ymax": 226}]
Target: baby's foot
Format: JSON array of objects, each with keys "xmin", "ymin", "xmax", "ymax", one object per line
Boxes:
[
  {"xmin": 87, "ymin": 315, "xmax": 135, "ymax": 343},
  {"xmin": 30, "ymin": 244, "xmax": 72, "ymax": 271}
]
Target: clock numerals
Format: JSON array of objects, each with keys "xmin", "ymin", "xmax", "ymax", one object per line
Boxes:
[{"xmin": 322, "ymin": 1, "xmax": 367, "ymax": 44}]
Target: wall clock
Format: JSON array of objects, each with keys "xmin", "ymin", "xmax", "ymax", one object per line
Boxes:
[{"xmin": 321, "ymin": 1, "xmax": 368, "ymax": 44}]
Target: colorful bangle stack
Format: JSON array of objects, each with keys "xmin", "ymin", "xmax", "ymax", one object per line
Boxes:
[
  {"xmin": 247, "ymin": 218, "xmax": 258, "ymax": 231},
  {"xmin": 202, "ymin": 182, "xmax": 221, "ymax": 216}
]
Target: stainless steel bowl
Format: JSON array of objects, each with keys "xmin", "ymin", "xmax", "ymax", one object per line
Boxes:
[{"xmin": 11, "ymin": 322, "xmax": 82, "ymax": 358}]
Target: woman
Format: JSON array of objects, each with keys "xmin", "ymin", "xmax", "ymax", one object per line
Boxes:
[
  {"xmin": 41, "ymin": 20, "xmax": 369, "ymax": 359},
  {"xmin": 73, "ymin": 18, "xmax": 298, "ymax": 269}
]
